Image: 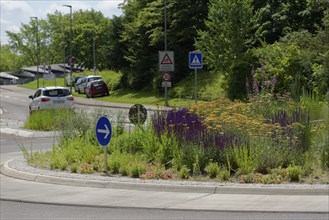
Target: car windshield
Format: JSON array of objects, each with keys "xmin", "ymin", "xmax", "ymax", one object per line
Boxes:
[
  {"xmin": 88, "ymin": 77, "xmax": 101, "ymax": 82},
  {"xmin": 43, "ymin": 89, "xmax": 70, "ymax": 97},
  {"xmin": 92, "ymin": 80, "xmax": 105, "ymax": 86},
  {"xmin": 77, "ymin": 78, "xmax": 84, "ymax": 83}
]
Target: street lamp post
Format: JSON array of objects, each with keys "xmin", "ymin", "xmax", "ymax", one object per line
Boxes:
[
  {"xmin": 92, "ymin": 25, "xmax": 96, "ymax": 74},
  {"xmin": 31, "ymin": 17, "xmax": 39, "ymax": 88},
  {"xmin": 164, "ymin": 0, "xmax": 168, "ymax": 107},
  {"xmin": 63, "ymin": 4, "xmax": 73, "ymax": 93}
]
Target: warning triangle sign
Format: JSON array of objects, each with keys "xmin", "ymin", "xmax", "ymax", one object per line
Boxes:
[
  {"xmin": 191, "ymin": 55, "xmax": 201, "ymax": 65},
  {"xmin": 161, "ymin": 53, "xmax": 173, "ymax": 65}
]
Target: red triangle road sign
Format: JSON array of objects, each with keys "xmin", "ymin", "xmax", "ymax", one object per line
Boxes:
[{"xmin": 160, "ymin": 53, "xmax": 173, "ymax": 65}]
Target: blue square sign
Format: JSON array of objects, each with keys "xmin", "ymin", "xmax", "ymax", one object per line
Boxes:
[{"xmin": 189, "ymin": 52, "xmax": 203, "ymax": 69}]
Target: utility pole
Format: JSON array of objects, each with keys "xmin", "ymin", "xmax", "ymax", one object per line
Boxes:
[
  {"xmin": 93, "ymin": 26, "xmax": 96, "ymax": 74},
  {"xmin": 63, "ymin": 5, "xmax": 73, "ymax": 93},
  {"xmin": 164, "ymin": 0, "xmax": 168, "ymax": 107},
  {"xmin": 31, "ymin": 17, "xmax": 39, "ymax": 88},
  {"xmin": 62, "ymin": 17, "xmax": 66, "ymax": 84}
]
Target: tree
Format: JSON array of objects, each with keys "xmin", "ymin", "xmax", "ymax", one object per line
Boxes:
[
  {"xmin": 252, "ymin": 7, "xmax": 329, "ymax": 98},
  {"xmin": 0, "ymin": 45, "xmax": 24, "ymax": 72},
  {"xmin": 6, "ymin": 21, "xmax": 43, "ymax": 67},
  {"xmin": 196, "ymin": 0, "xmax": 255, "ymax": 99},
  {"xmin": 120, "ymin": 0, "xmax": 209, "ymax": 90},
  {"xmin": 253, "ymin": 0, "xmax": 327, "ymax": 44}
]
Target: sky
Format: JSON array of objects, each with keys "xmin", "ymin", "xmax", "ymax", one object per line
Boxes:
[{"xmin": 0, "ymin": 0, "xmax": 124, "ymax": 45}]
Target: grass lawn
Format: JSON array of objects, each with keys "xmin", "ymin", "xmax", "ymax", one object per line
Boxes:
[{"xmin": 20, "ymin": 78, "xmax": 200, "ymax": 107}]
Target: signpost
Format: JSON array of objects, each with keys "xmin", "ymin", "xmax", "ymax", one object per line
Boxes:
[
  {"xmin": 189, "ymin": 52, "xmax": 203, "ymax": 103},
  {"xmin": 128, "ymin": 104, "xmax": 147, "ymax": 125},
  {"xmin": 159, "ymin": 51, "xmax": 174, "ymax": 106},
  {"xmin": 159, "ymin": 51, "xmax": 174, "ymax": 72},
  {"xmin": 96, "ymin": 116, "xmax": 112, "ymax": 174}
]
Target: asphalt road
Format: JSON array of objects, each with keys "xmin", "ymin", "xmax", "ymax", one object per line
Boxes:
[
  {"xmin": 0, "ymin": 85, "xmax": 30, "ymax": 129},
  {"xmin": 2, "ymin": 200, "xmax": 327, "ymax": 220},
  {"xmin": 1, "ymin": 85, "xmax": 328, "ymax": 220}
]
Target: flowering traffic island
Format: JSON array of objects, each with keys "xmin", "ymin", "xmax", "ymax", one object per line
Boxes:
[{"xmin": 25, "ymin": 93, "xmax": 328, "ymax": 184}]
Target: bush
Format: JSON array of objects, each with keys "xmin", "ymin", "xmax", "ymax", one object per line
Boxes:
[
  {"xmin": 70, "ymin": 163, "xmax": 78, "ymax": 173},
  {"xmin": 205, "ymin": 162, "xmax": 220, "ymax": 178},
  {"xmin": 129, "ymin": 161, "xmax": 147, "ymax": 178},
  {"xmin": 179, "ymin": 166, "xmax": 190, "ymax": 179},
  {"xmin": 286, "ymin": 165, "xmax": 304, "ymax": 182},
  {"xmin": 218, "ymin": 168, "xmax": 231, "ymax": 181},
  {"xmin": 24, "ymin": 109, "xmax": 75, "ymax": 131},
  {"xmin": 231, "ymin": 145, "xmax": 255, "ymax": 175}
]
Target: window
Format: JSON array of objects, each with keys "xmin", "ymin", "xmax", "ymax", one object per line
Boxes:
[
  {"xmin": 44, "ymin": 89, "xmax": 70, "ymax": 97},
  {"xmin": 34, "ymin": 89, "xmax": 42, "ymax": 98}
]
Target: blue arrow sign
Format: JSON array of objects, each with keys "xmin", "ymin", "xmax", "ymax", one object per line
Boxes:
[
  {"xmin": 96, "ymin": 116, "xmax": 112, "ymax": 147},
  {"xmin": 189, "ymin": 52, "xmax": 203, "ymax": 69}
]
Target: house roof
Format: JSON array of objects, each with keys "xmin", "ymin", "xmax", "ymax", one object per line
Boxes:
[
  {"xmin": 0, "ymin": 72, "xmax": 19, "ymax": 80},
  {"xmin": 21, "ymin": 64, "xmax": 83, "ymax": 75}
]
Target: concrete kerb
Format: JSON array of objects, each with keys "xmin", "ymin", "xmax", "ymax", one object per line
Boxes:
[
  {"xmin": 1, "ymin": 158, "xmax": 328, "ymax": 196},
  {"xmin": 73, "ymin": 97, "xmax": 173, "ymax": 112},
  {"xmin": 0, "ymin": 128, "xmax": 59, "ymax": 138}
]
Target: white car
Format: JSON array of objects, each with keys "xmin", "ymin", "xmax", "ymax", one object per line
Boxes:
[
  {"xmin": 29, "ymin": 87, "xmax": 74, "ymax": 112},
  {"xmin": 77, "ymin": 75, "xmax": 102, "ymax": 94}
]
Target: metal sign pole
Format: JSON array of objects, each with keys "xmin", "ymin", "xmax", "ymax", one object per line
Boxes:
[
  {"xmin": 195, "ymin": 68, "xmax": 197, "ymax": 104},
  {"xmin": 164, "ymin": 0, "xmax": 168, "ymax": 107},
  {"xmin": 104, "ymin": 146, "xmax": 107, "ymax": 174},
  {"xmin": 96, "ymin": 116, "xmax": 112, "ymax": 175}
]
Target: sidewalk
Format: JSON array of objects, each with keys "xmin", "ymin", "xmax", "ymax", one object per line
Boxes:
[{"xmin": 1, "ymin": 155, "xmax": 328, "ymax": 213}]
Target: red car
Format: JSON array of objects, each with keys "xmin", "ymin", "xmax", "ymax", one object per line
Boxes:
[{"xmin": 85, "ymin": 79, "xmax": 109, "ymax": 98}]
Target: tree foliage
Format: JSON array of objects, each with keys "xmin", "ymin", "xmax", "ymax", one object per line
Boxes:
[
  {"xmin": 3, "ymin": 0, "xmax": 329, "ymax": 99},
  {"xmin": 196, "ymin": 0, "xmax": 255, "ymax": 99}
]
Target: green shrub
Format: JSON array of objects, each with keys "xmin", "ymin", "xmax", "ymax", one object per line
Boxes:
[
  {"xmin": 179, "ymin": 166, "xmax": 190, "ymax": 179},
  {"xmin": 239, "ymin": 173, "xmax": 254, "ymax": 183},
  {"xmin": 192, "ymin": 155, "xmax": 202, "ymax": 177},
  {"xmin": 119, "ymin": 165, "xmax": 129, "ymax": 176},
  {"xmin": 129, "ymin": 161, "xmax": 147, "ymax": 178},
  {"xmin": 153, "ymin": 163, "xmax": 166, "ymax": 179},
  {"xmin": 70, "ymin": 163, "xmax": 78, "ymax": 173},
  {"xmin": 231, "ymin": 145, "xmax": 255, "ymax": 175},
  {"xmin": 24, "ymin": 109, "xmax": 75, "ymax": 131},
  {"xmin": 59, "ymin": 160, "xmax": 68, "ymax": 171},
  {"xmin": 157, "ymin": 133, "xmax": 179, "ymax": 166},
  {"xmin": 286, "ymin": 165, "xmax": 304, "ymax": 182},
  {"xmin": 205, "ymin": 162, "xmax": 220, "ymax": 178},
  {"xmin": 250, "ymin": 137, "xmax": 292, "ymax": 174},
  {"xmin": 218, "ymin": 168, "xmax": 231, "ymax": 181}
]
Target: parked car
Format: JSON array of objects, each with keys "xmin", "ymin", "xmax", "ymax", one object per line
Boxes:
[
  {"xmin": 77, "ymin": 75, "xmax": 102, "ymax": 94},
  {"xmin": 85, "ymin": 79, "xmax": 109, "ymax": 98},
  {"xmin": 28, "ymin": 87, "xmax": 74, "ymax": 112},
  {"xmin": 74, "ymin": 76, "xmax": 86, "ymax": 92}
]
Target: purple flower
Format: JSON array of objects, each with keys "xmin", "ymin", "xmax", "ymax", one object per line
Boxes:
[
  {"xmin": 152, "ymin": 109, "xmax": 238, "ymax": 150},
  {"xmin": 263, "ymin": 80, "xmax": 270, "ymax": 88},
  {"xmin": 271, "ymin": 75, "xmax": 277, "ymax": 87},
  {"xmin": 245, "ymin": 76, "xmax": 251, "ymax": 98},
  {"xmin": 253, "ymin": 79, "xmax": 259, "ymax": 94}
]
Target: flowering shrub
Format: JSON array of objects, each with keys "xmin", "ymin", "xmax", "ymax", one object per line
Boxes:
[
  {"xmin": 152, "ymin": 108, "xmax": 238, "ymax": 149},
  {"xmin": 190, "ymin": 98, "xmax": 272, "ymax": 137},
  {"xmin": 267, "ymin": 108, "xmax": 311, "ymax": 151}
]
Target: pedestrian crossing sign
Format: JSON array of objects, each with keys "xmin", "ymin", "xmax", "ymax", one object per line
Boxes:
[
  {"xmin": 159, "ymin": 51, "xmax": 174, "ymax": 71},
  {"xmin": 189, "ymin": 52, "xmax": 203, "ymax": 69}
]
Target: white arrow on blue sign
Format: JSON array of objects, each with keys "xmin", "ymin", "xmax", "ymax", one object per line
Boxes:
[
  {"xmin": 189, "ymin": 52, "xmax": 203, "ymax": 69},
  {"xmin": 96, "ymin": 116, "xmax": 112, "ymax": 147}
]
